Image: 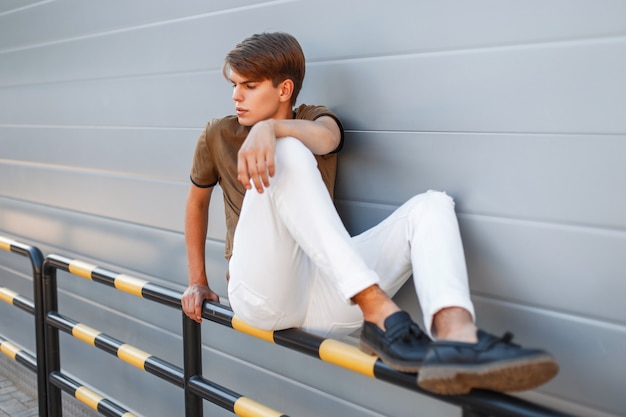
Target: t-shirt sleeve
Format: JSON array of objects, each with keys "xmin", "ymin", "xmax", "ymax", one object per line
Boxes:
[
  {"xmin": 189, "ymin": 121, "xmax": 219, "ymax": 188},
  {"xmin": 295, "ymin": 104, "xmax": 345, "ymax": 154}
]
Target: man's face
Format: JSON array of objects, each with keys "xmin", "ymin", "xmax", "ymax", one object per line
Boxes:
[{"xmin": 230, "ymin": 70, "xmax": 284, "ymax": 126}]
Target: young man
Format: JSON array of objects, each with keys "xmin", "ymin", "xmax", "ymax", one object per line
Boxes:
[{"xmin": 181, "ymin": 32, "xmax": 558, "ymax": 395}]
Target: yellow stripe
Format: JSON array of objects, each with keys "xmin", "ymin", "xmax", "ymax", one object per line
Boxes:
[
  {"xmin": 0, "ymin": 341, "xmax": 20, "ymax": 359},
  {"xmin": 75, "ymin": 386, "xmax": 104, "ymax": 411},
  {"xmin": 231, "ymin": 316, "xmax": 275, "ymax": 343},
  {"xmin": 121, "ymin": 413, "xmax": 138, "ymax": 417},
  {"xmin": 72, "ymin": 323, "xmax": 100, "ymax": 346},
  {"xmin": 68, "ymin": 260, "xmax": 97, "ymax": 279},
  {"xmin": 0, "ymin": 287, "xmax": 18, "ymax": 305},
  {"xmin": 117, "ymin": 344, "xmax": 150, "ymax": 370},
  {"xmin": 0, "ymin": 236, "xmax": 14, "ymax": 252},
  {"xmin": 319, "ymin": 339, "xmax": 377, "ymax": 378},
  {"xmin": 233, "ymin": 397, "xmax": 283, "ymax": 417},
  {"xmin": 114, "ymin": 274, "xmax": 147, "ymax": 297}
]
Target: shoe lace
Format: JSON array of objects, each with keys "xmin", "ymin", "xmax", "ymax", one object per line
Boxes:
[
  {"xmin": 488, "ymin": 331, "xmax": 519, "ymax": 348},
  {"xmin": 392, "ymin": 322, "xmax": 427, "ymax": 344},
  {"xmin": 501, "ymin": 332, "xmax": 514, "ymax": 343}
]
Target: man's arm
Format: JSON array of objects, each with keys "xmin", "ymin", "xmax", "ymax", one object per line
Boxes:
[
  {"xmin": 237, "ymin": 116, "xmax": 341, "ymax": 192},
  {"xmin": 181, "ymin": 184, "xmax": 220, "ymax": 323}
]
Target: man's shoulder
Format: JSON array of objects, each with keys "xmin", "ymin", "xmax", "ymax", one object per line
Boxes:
[
  {"xmin": 203, "ymin": 115, "xmax": 249, "ymax": 141},
  {"xmin": 205, "ymin": 115, "xmax": 239, "ymax": 130},
  {"xmin": 294, "ymin": 104, "xmax": 336, "ymax": 120}
]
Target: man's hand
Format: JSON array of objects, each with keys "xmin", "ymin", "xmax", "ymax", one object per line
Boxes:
[
  {"xmin": 181, "ymin": 283, "xmax": 220, "ymax": 323},
  {"xmin": 237, "ymin": 120, "xmax": 276, "ymax": 193}
]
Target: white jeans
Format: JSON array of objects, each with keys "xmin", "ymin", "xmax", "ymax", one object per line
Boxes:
[{"xmin": 228, "ymin": 137, "xmax": 475, "ymax": 338}]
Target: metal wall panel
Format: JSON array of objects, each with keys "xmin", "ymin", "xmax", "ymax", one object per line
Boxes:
[{"xmin": 336, "ymin": 132, "xmax": 626, "ymax": 230}]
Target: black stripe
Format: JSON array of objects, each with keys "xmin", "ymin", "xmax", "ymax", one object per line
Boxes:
[
  {"xmin": 202, "ymin": 301, "xmax": 236, "ymax": 328},
  {"xmin": 11, "ymin": 295, "xmax": 35, "ymax": 314},
  {"xmin": 49, "ymin": 371, "xmax": 80, "ymax": 397},
  {"xmin": 187, "ymin": 375, "xmax": 238, "ymax": 413},
  {"xmin": 144, "ymin": 356, "xmax": 184, "ymax": 387},
  {"xmin": 47, "ymin": 312, "xmax": 76, "ymax": 334},
  {"xmin": 91, "ymin": 267, "xmax": 118, "ymax": 288},
  {"xmin": 15, "ymin": 350, "xmax": 38, "ymax": 373},
  {"xmin": 273, "ymin": 328, "xmax": 323, "ymax": 357},
  {"xmin": 94, "ymin": 333, "xmax": 123, "ymax": 356},
  {"xmin": 45, "ymin": 254, "xmax": 73, "ymax": 272},
  {"xmin": 97, "ymin": 398, "xmax": 133, "ymax": 417},
  {"xmin": 372, "ymin": 360, "xmax": 420, "ymax": 391},
  {"xmin": 141, "ymin": 282, "xmax": 182, "ymax": 308},
  {"xmin": 8, "ymin": 241, "xmax": 31, "ymax": 257}
]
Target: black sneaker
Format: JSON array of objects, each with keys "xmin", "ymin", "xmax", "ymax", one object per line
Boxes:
[
  {"xmin": 417, "ymin": 330, "xmax": 559, "ymax": 395},
  {"xmin": 359, "ymin": 311, "xmax": 431, "ymax": 373}
]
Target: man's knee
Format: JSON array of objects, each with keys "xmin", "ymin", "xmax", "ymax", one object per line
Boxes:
[
  {"xmin": 275, "ymin": 136, "xmax": 317, "ymax": 173},
  {"xmin": 407, "ymin": 190, "xmax": 456, "ymax": 211},
  {"xmin": 425, "ymin": 190, "xmax": 455, "ymax": 206}
]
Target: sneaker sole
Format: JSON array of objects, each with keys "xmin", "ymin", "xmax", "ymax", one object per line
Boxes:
[
  {"xmin": 417, "ymin": 354, "xmax": 559, "ymax": 395},
  {"xmin": 359, "ymin": 340, "xmax": 421, "ymax": 373}
]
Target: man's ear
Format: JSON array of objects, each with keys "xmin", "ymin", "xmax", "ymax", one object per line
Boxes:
[{"xmin": 278, "ymin": 79, "xmax": 294, "ymax": 103}]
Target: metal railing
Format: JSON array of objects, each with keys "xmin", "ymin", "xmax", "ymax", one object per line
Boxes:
[
  {"xmin": 0, "ymin": 235, "xmax": 579, "ymax": 417},
  {"xmin": 198, "ymin": 301, "xmax": 575, "ymax": 417},
  {"xmin": 42, "ymin": 254, "xmax": 289, "ymax": 417},
  {"xmin": 0, "ymin": 236, "xmax": 47, "ymax": 417}
]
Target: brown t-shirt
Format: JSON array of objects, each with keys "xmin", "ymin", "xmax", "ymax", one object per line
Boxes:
[{"xmin": 190, "ymin": 104, "xmax": 344, "ymax": 260}]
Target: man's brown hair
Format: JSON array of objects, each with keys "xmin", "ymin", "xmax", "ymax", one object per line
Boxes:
[{"xmin": 223, "ymin": 32, "xmax": 305, "ymax": 106}]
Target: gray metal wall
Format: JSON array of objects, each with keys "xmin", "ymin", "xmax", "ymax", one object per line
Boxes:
[{"xmin": 1, "ymin": 1, "xmax": 624, "ymax": 416}]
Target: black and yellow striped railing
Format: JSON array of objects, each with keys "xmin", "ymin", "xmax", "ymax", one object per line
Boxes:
[
  {"xmin": 0, "ymin": 235, "xmax": 47, "ymax": 417},
  {"xmin": 0, "ymin": 236, "xmax": 577, "ymax": 417},
  {"xmin": 0, "ymin": 334, "xmax": 38, "ymax": 372},
  {"xmin": 198, "ymin": 303, "xmax": 580, "ymax": 417},
  {"xmin": 0, "ymin": 286, "xmax": 35, "ymax": 315},
  {"xmin": 47, "ymin": 311, "xmax": 184, "ymax": 387},
  {"xmin": 186, "ymin": 375, "xmax": 289, "ymax": 417},
  {"xmin": 44, "ymin": 255, "xmax": 181, "ymax": 308},
  {"xmin": 46, "ymin": 254, "xmax": 417, "ymax": 388},
  {"xmin": 42, "ymin": 254, "xmax": 576, "ymax": 417},
  {"xmin": 0, "ymin": 235, "xmax": 34, "ymax": 257},
  {"xmin": 203, "ymin": 300, "xmax": 417, "ymax": 387},
  {"xmin": 42, "ymin": 253, "xmax": 291, "ymax": 417},
  {"xmin": 49, "ymin": 371, "xmax": 137, "ymax": 417}
]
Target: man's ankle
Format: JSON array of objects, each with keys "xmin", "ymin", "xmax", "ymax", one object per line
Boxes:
[
  {"xmin": 352, "ymin": 285, "xmax": 400, "ymax": 331},
  {"xmin": 432, "ymin": 307, "xmax": 478, "ymax": 343}
]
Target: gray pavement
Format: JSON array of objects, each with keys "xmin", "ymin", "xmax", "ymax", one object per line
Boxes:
[
  {"xmin": 0, "ymin": 354, "xmax": 98, "ymax": 417},
  {"xmin": 0, "ymin": 375, "xmax": 37, "ymax": 417},
  {"xmin": 0, "ymin": 374, "xmax": 38, "ymax": 417},
  {"xmin": 0, "ymin": 364, "xmax": 38, "ymax": 417}
]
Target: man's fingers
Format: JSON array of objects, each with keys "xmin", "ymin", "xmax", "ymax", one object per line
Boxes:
[
  {"xmin": 194, "ymin": 298, "xmax": 203, "ymax": 322},
  {"xmin": 251, "ymin": 168, "xmax": 265, "ymax": 193},
  {"xmin": 259, "ymin": 163, "xmax": 271, "ymax": 188},
  {"xmin": 194, "ymin": 292, "xmax": 207, "ymax": 322},
  {"xmin": 182, "ymin": 297, "xmax": 201, "ymax": 323},
  {"xmin": 265, "ymin": 152, "xmax": 276, "ymax": 178},
  {"xmin": 239, "ymin": 158, "xmax": 272, "ymax": 193},
  {"xmin": 237, "ymin": 156, "xmax": 252, "ymax": 189}
]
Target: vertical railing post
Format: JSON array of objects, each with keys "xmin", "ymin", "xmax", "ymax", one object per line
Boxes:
[
  {"xmin": 41, "ymin": 260, "xmax": 62, "ymax": 417},
  {"xmin": 183, "ymin": 314, "xmax": 203, "ymax": 417},
  {"xmin": 4, "ymin": 240, "xmax": 48, "ymax": 417},
  {"xmin": 24, "ymin": 244, "xmax": 47, "ymax": 417}
]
